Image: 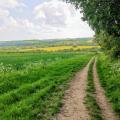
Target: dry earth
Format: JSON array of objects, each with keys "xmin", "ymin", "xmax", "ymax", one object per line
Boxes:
[
  {"xmin": 54, "ymin": 60, "xmax": 92, "ymax": 120},
  {"xmin": 54, "ymin": 58, "xmax": 118, "ymax": 120}
]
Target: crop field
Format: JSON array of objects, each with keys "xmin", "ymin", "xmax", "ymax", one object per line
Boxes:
[
  {"xmin": 0, "ymin": 38, "xmax": 99, "ymax": 53},
  {"xmin": 0, "ymin": 52, "xmax": 82, "ymax": 70},
  {"xmin": 19, "ymin": 46, "xmax": 99, "ymax": 52},
  {"xmin": 0, "ymin": 51, "xmax": 93, "ymax": 120},
  {"xmin": 0, "ymin": 39, "xmax": 119, "ymax": 120}
]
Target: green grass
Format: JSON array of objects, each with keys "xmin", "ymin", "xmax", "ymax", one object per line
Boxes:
[
  {"xmin": 0, "ymin": 52, "xmax": 80, "ymax": 70},
  {"xmin": 0, "ymin": 52, "xmax": 93, "ymax": 120},
  {"xmin": 97, "ymin": 54, "xmax": 120, "ymax": 118},
  {"xmin": 85, "ymin": 58, "xmax": 103, "ymax": 120}
]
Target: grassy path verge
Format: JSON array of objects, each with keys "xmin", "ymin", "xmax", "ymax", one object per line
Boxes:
[
  {"xmin": 97, "ymin": 55, "xmax": 120, "ymax": 119},
  {"xmin": 93, "ymin": 58, "xmax": 118, "ymax": 120},
  {"xmin": 85, "ymin": 58, "xmax": 103, "ymax": 120}
]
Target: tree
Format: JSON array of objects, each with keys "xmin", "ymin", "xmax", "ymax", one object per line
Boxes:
[{"xmin": 65, "ymin": 0, "xmax": 120, "ymax": 58}]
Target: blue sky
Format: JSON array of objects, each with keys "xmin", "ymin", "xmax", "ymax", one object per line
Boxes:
[{"xmin": 0, "ymin": 0, "xmax": 94, "ymax": 40}]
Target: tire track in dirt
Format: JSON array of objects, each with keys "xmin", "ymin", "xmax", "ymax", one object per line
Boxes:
[
  {"xmin": 93, "ymin": 59, "xmax": 118, "ymax": 120},
  {"xmin": 54, "ymin": 59, "xmax": 93, "ymax": 120}
]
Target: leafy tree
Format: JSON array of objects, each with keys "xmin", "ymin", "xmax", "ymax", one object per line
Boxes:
[{"xmin": 65, "ymin": 0, "xmax": 120, "ymax": 57}]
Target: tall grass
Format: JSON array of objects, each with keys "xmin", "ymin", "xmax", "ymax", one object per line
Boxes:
[
  {"xmin": 0, "ymin": 52, "xmax": 80, "ymax": 70},
  {"xmin": 85, "ymin": 58, "xmax": 103, "ymax": 120},
  {"xmin": 97, "ymin": 54, "xmax": 120, "ymax": 117},
  {"xmin": 0, "ymin": 52, "xmax": 92, "ymax": 120}
]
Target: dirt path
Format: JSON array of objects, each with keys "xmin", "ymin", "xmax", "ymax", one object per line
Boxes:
[
  {"xmin": 54, "ymin": 60, "xmax": 92, "ymax": 120},
  {"xmin": 93, "ymin": 59, "xmax": 118, "ymax": 120}
]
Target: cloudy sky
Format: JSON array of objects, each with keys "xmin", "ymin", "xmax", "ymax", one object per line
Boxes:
[{"xmin": 0, "ymin": 0, "xmax": 94, "ymax": 40}]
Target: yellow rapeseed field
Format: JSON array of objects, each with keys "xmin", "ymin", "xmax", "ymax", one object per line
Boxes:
[{"xmin": 20, "ymin": 46, "xmax": 100, "ymax": 52}]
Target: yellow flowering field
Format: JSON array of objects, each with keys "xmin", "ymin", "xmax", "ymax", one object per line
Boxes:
[{"xmin": 20, "ymin": 46, "xmax": 100, "ymax": 52}]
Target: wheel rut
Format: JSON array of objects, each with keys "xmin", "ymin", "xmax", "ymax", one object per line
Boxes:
[
  {"xmin": 54, "ymin": 60, "xmax": 92, "ymax": 120},
  {"xmin": 54, "ymin": 58, "xmax": 118, "ymax": 120}
]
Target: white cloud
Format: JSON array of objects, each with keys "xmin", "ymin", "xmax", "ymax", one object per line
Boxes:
[
  {"xmin": 0, "ymin": 9, "xmax": 9, "ymax": 18},
  {"xmin": 0, "ymin": 18, "xmax": 37, "ymax": 40},
  {"xmin": 0, "ymin": 8, "xmax": 10, "ymax": 29},
  {"xmin": 32, "ymin": 0, "xmax": 94, "ymax": 39},
  {"xmin": 0, "ymin": 0, "xmax": 26, "ymax": 31},
  {"xmin": 0, "ymin": 17, "xmax": 35, "ymax": 32},
  {"xmin": 34, "ymin": 0, "xmax": 70, "ymax": 27},
  {"xmin": 0, "ymin": 0, "xmax": 94, "ymax": 40},
  {"xmin": 0, "ymin": 0, "xmax": 25, "ymax": 9}
]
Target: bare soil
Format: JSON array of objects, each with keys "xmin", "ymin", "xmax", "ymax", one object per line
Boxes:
[
  {"xmin": 54, "ymin": 58, "xmax": 118, "ymax": 120},
  {"xmin": 54, "ymin": 60, "xmax": 92, "ymax": 120},
  {"xmin": 93, "ymin": 59, "xmax": 118, "ymax": 120}
]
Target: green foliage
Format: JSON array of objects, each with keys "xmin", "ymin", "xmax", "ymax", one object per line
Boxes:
[
  {"xmin": 65, "ymin": 0, "xmax": 120, "ymax": 58},
  {"xmin": 97, "ymin": 54, "xmax": 120, "ymax": 117},
  {"xmin": 95, "ymin": 32, "xmax": 120, "ymax": 58},
  {"xmin": 85, "ymin": 59, "xmax": 103, "ymax": 120},
  {"xmin": 0, "ymin": 52, "xmax": 92, "ymax": 120}
]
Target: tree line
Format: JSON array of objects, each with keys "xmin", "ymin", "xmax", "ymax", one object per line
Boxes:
[{"xmin": 65, "ymin": 0, "xmax": 120, "ymax": 58}]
